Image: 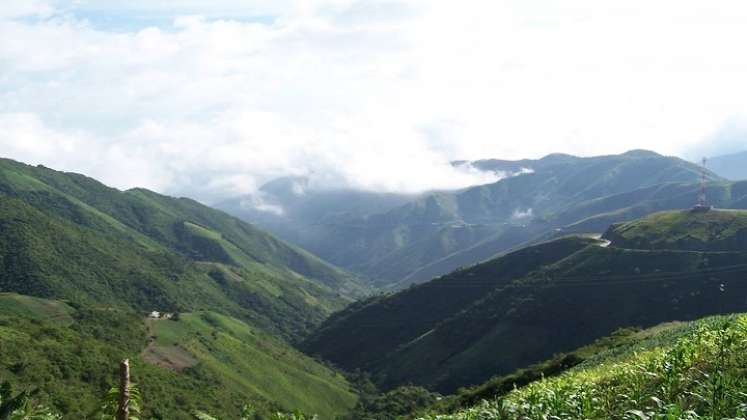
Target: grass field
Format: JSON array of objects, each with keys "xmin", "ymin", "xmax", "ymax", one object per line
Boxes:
[
  {"xmin": 607, "ymin": 209, "xmax": 747, "ymax": 250},
  {"xmin": 0, "ymin": 293, "xmax": 74, "ymax": 324}
]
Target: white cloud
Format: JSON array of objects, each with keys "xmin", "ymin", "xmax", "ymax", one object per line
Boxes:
[
  {"xmin": 511, "ymin": 208, "xmax": 534, "ymax": 222},
  {"xmin": 685, "ymin": 116, "xmax": 747, "ymax": 160},
  {"xmin": 2, "ymin": 1, "xmax": 747, "ymax": 202}
]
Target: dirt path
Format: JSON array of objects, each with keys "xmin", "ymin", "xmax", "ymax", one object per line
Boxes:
[{"xmin": 140, "ymin": 318, "xmax": 198, "ymax": 372}]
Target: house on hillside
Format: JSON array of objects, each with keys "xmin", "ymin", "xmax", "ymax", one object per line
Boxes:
[{"xmin": 148, "ymin": 311, "xmax": 174, "ymax": 319}]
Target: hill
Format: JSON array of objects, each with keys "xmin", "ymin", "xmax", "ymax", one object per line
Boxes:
[
  {"xmin": 0, "ymin": 157, "xmax": 367, "ymax": 339},
  {"xmin": 604, "ymin": 208, "xmax": 747, "ymax": 251},
  {"xmin": 221, "ymin": 150, "xmax": 725, "ymax": 288},
  {"xmin": 0, "ymin": 293, "xmax": 356, "ymax": 419},
  {"xmin": 0, "ymin": 157, "xmax": 364, "ymax": 417},
  {"xmin": 709, "ymin": 150, "xmax": 747, "ymax": 180},
  {"xmin": 418, "ymin": 314, "xmax": 747, "ymax": 419},
  {"xmin": 304, "ymin": 209, "xmax": 747, "ymax": 393}
]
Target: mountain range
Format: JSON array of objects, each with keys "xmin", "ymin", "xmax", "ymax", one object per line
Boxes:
[
  {"xmin": 2, "ymin": 149, "xmax": 747, "ymax": 418},
  {"xmin": 304, "ymin": 209, "xmax": 747, "ymax": 393},
  {"xmin": 219, "ymin": 150, "xmax": 724, "ymax": 288},
  {"xmin": 0, "ymin": 157, "xmax": 365, "ymax": 418}
]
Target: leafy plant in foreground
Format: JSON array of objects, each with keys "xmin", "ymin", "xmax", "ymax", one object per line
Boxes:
[{"xmin": 0, "ymin": 382, "xmax": 60, "ymax": 420}]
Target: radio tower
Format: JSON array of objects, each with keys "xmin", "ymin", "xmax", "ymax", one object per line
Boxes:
[{"xmin": 694, "ymin": 157, "xmax": 711, "ymax": 212}]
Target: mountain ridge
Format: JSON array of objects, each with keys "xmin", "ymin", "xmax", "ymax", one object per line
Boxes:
[{"xmin": 304, "ymin": 209, "xmax": 747, "ymax": 393}]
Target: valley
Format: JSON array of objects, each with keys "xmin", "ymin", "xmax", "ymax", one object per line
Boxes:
[{"xmin": 1, "ymin": 151, "xmax": 747, "ymax": 419}]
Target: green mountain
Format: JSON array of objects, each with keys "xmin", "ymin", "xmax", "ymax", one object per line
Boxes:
[
  {"xmin": 0, "ymin": 157, "xmax": 368, "ymax": 339},
  {"xmin": 604, "ymin": 208, "xmax": 747, "ymax": 251},
  {"xmin": 220, "ymin": 150, "xmax": 724, "ymax": 288},
  {"xmin": 0, "ymin": 293, "xmax": 356, "ymax": 419},
  {"xmin": 304, "ymin": 209, "xmax": 747, "ymax": 394},
  {"xmin": 420, "ymin": 313, "xmax": 747, "ymax": 419},
  {"xmin": 0, "ymin": 157, "xmax": 366, "ymax": 418}
]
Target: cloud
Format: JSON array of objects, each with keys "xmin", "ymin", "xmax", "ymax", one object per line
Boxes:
[
  {"xmin": 3, "ymin": 1, "xmax": 747, "ymax": 202},
  {"xmin": 685, "ymin": 116, "xmax": 747, "ymax": 160},
  {"xmin": 511, "ymin": 208, "xmax": 534, "ymax": 223}
]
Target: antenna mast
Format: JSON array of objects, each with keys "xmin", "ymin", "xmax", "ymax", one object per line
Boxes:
[{"xmin": 695, "ymin": 157, "xmax": 709, "ymax": 211}]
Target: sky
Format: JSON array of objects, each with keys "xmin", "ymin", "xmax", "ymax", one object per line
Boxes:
[{"xmin": 1, "ymin": 0, "xmax": 747, "ymax": 203}]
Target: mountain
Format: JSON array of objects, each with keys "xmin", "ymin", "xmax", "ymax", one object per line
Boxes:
[
  {"xmin": 604, "ymin": 208, "xmax": 747, "ymax": 251},
  {"xmin": 231, "ymin": 150, "xmax": 721, "ymax": 288},
  {"xmin": 304, "ymin": 209, "xmax": 747, "ymax": 393},
  {"xmin": 0, "ymin": 157, "xmax": 368, "ymax": 337},
  {"xmin": 215, "ymin": 176, "xmax": 418, "ymax": 251},
  {"xmin": 0, "ymin": 157, "xmax": 364, "ymax": 418},
  {"xmin": 708, "ymin": 150, "xmax": 747, "ymax": 180},
  {"xmin": 419, "ymin": 314, "xmax": 747, "ymax": 419}
]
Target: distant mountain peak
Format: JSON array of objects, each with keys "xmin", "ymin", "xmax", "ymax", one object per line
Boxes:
[{"xmin": 621, "ymin": 149, "xmax": 662, "ymax": 158}]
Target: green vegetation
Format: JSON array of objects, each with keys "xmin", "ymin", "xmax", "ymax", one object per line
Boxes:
[
  {"xmin": 303, "ymin": 236, "xmax": 598, "ymax": 371},
  {"xmin": 0, "ymin": 294, "xmax": 356, "ymax": 419},
  {"xmin": 0, "ymin": 293, "xmax": 73, "ymax": 323},
  {"xmin": 147, "ymin": 312, "xmax": 357, "ymax": 418},
  {"xmin": 418, "ymin": 314, "xmax": 747, "ymax": 419},
  {"xmin": 5, "ymin": 153, "xmax": 747, "ymax": 419},
  {"xmin": 0, "ymin": 158, "xmax": 367, "ymax": 341},
  {"xmin": 306, "ymin": 208, "xmax": 747, "ymax": 394},
  {"xmin": 0, "ymin": 158, "xmax": 363, "ymax": 418},
  {"xmin": 221, "ymin": 150, "xmax": 731, "ymax": 287},
  {"xmin": 605, "ymin": 209, "xmax": 747, "ymax": 251},
  {"xmin": 345, "ymin": 385, "xmax": 440, "ymax": 420}
]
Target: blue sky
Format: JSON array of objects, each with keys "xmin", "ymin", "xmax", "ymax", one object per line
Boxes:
[
  {"xmin": 53, "ymin": 1, "xmax": 281, "ymax": 31},
  {"xmin": 1, "ymin": 0, "xmax": 746, "ymax": 202}
]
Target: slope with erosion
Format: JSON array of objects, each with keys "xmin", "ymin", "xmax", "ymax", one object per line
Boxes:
[
  {"xmin": 0, "ymin": 293, "xmax": 356, "ymax": 419},
  {"xmin": 0, "ymin": 158, "xmax": 364, "ymax": 417},
  {"xmin": 306, "ymin": 209, "xmax": 747, "ymax": 394}
]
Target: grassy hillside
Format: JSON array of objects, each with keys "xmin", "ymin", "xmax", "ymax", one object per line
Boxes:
[
  {"xmin": 418, "ymin": 314, "xmax": 747, "ymax": 419},
  {"xmin": 0, "ymin": 157, "xmax": 364, "ymax": 417},
  {"xmin": 0, "ymin": 157, "xmax": 367, "ymax": 340},
  {"xmin": 306, "ymin": 209, "xmax": 747, "ymax": 393},
  {"xmin": 604, "ymin": 208, "xmax": 747, "ymax": 251},
  {"xmin": 146, "ymin": 311, "xmax": 356, "ymax": 418},
  {"xmin": 0, "ymin": 294, "xmax": 356, "ymax": 419}
]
